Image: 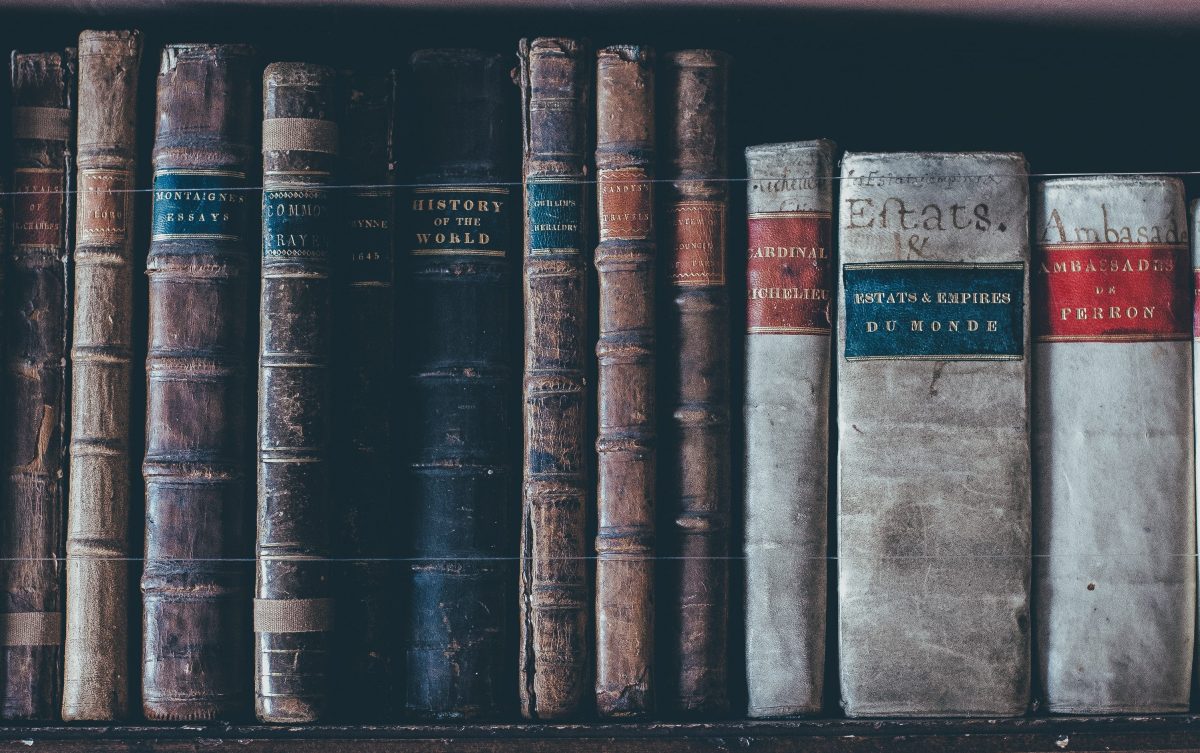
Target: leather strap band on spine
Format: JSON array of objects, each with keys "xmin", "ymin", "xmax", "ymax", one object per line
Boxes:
[
  {"xmin": 1, "ymin": 611, "xmax": 63, "ymax": 646},
  {"xmin": 253, "ymin": 597, "xmax": 333, "ymax": 633},
  {"xmin": 262, "ymin": 117, "xmax": 338, "ymax": 155},
  {"xmin": 12, "ymin": 106, "xmax": 71, "ymax": 141}
]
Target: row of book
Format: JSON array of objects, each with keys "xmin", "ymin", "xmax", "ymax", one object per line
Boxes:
[{"xmin": 0, "ymin": 31, "xmax": 1192, "ymax": 725}]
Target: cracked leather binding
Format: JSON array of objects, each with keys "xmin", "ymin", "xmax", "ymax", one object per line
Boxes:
[
  {"xmin": 142, "ymin": 43, "xmax": 257, "ymax": 721},
  {"xmin": 594, "ymin": 44, "xmax": 656, "ymax": 719},
  {"xmin": 1034, "ymin": 176, "xmax": 1195, "ymax": 713},
  {"xmin": 837, "ymin": 152, "xmax": 1032, "ymax": 717},
  {"xmin": 742, "ymin": 139, "xmax": 835, "ymax": 718},
  {"xmin": 1, "ymin": 46, "xmax": 76, "ymax": 722},
  {"xmin": 63, "ymin": 29, "xmax": 142, "ymax": 722},
  {"xmin": 255, "ymin": 62, "xmax": 339, "ymax": 724},
  {"xmin": 404, "ymin": 48, "xmax": 516, "ymax": 720},
  {"xmin": 333, "ymin": 68, "xmax": 399, "ymax": 721},
  {"xmin": 517, "ymin": 37, "xmax": 591, "ymax": 722},
  {"xmin": 660, "ymin": 49, "xmax": 731, "ymax": 717}
]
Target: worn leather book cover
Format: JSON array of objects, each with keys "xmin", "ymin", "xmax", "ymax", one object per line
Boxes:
[
  {"xmin": 1, "ymin": 47, "xmax": 76, "ymax": 722},
  {"xmin": 333, "ymin": 68, "xmax": 398, "ymax": 720},
  {"xmin": 404, "ymin": 48, "xmax": 516, "ymax": 720},
  {"xmin": 517, "ymin": 37, "xmax": 591, "ymax": 721},
  {"xmin": 742, "ymin": 139, "xmax": 835, "ymax": 718},
  {"xmin": 63, "ymin": 29, "xmax": 142, "ymax": 722},
  {"xmin": 659, "ymin": 48, "xmax": 730, "ymax": 717},
  {"xmin": 837, "ymin": 152, "xmax": 1031, "ymax": 717},
  {"xmin": 594, "ymin": 44, "xmax": 656, "ymax": 719},
  {"xmin": 142, "ymin": 43, "xmax": 257, "ymax": 721},
  {"xmin": 1033, "ymin": 176, "xmax": 1195, "ymax": 713},
  {"xmin": 255, "ymin": 62, "xmax": 339, "ymax": 724}
]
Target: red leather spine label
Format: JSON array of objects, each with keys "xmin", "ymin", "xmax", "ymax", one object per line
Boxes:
[
  {"xmin": 670, "ymin": 201, "xmax": 725, "ymax": 286},
  {"xmin": 746, "ymin": 211, "xmax": 832, "ymax": 334},
  {"xmin": 12, "ymin": 168, "xmax": 65, "ymax": 248},
  {"xmin": 1194, "ymin": 268, "xmax": 1200, "ymax": 339},
  {"xmin": 1034, "ymin": 242, "xmax": 1190, "ymax": 342},
  {"xmin": 598, "ymin": 167, "xmax": 653, "ymax": 241},
  {"xmin": 78, "ymin": 169, "xmax": 130, "ymax": 244}
]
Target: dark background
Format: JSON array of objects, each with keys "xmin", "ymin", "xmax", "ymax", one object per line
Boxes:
[{"xmin": 2, "ymin": 4, "xmax": 1195, "ymax": 722}]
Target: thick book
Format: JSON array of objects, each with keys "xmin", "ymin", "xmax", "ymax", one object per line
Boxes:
[
  {"xmin": 517, "ymin": 37, "xmax": 591, "ymax": 721},
  {"xmin": 837, "ymin": 152, "xmax": 1032, "ymax": 717},
  {"xmin": 1033, "ymin": 176, "xmax": 1195, "ymax": 713},
  {"xmin": 594, "ymin": 44, "xmax": 656, "ymax": 719},
  {"xmin": 660, "ymin": 48, "xmax": 731, "ymax": 716},
  {"xmin": 255, "ymin": 62, "xmax": 339, "ymax": 724},
  {"xmin": 63, "ymin": 29, "xmax": 142, "ymax": 722},
  {"xmin": 1, "ymin": 47, "xmax": 76, "ymax": 721},
  {"xmin": 742, "ymin": 139, "xmax": 835, "ymax": 718},
  {"xmin": 142, "ymin": 43, "xmax": 257, "ymax": 721},
  {"xmin": 333, "ymin": 68, "xmax": 399, "ymax": 720},
  {"xmin": 404, "ymin": 48, "xmax": 516, "ymax": 720}
]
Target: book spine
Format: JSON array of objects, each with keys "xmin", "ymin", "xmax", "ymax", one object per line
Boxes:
[
  {"xmin": 517, "ymin": 37, "xmax": 591, "ymax": 722},
  {"xmin": 333, "ymin": 68, "xmax": 398, "ymax": 720},
  {"xmin": 742, "ymin": 139, "xmax": 834, "ymax": 718},
  {"xmin": 142, "ymin": 43, "xmax": 257, "ymax": 722},
  {"xmin": 594, "ymin": 44, "xmax": 656, "ymax": 719},
  {"xmin": 63, "ymin": 29, "xmax": 141, "ymax": 722},
  {"xmin": 836, "ymin": 152, "xmax": 1031, "ymax": 717},
  {"xmin": 1193, "ymin": 197, "xmax": 1200, "ymax": 693},
  {"xmin": 404, "ymin": 48, "xmax": 515, "ymax": 719},
  {"xmin": 660, "ymin": 49, "xmax": 730, "ymax": 716},
  {"xmin": 1033, "ymin": 176, "xmax": 1194, "ymax": 713},
  {"xmin": 255, "ymin": 62, "xmax": 338, "ymax": 724},
  {"xmin": 2, "ymin": 48, "xmax": 76, "ymax": 721}
]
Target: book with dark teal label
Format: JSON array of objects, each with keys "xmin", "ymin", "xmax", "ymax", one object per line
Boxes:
[
  {"xmin": 527, "ymin": 178, "xmax": 584, "ymax": 254},
  {"xmin": 151, "ymin": 169, "xmax": 249, "ymax": 241},
  {"xmin": 842, "ymin": 261, "xmax": 1024, "ymax": 360}
]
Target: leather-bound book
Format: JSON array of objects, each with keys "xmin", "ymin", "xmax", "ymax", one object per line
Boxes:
[
  {"xmin": 333, "ymin": 68, "xmax": 398, "ymax": 720},
  {"xmin": 659, "ymin": 49, "xmax": 730, "ymax": 717},
  {"xmin": 63, "ymin": 29, "xmax": 142, "ymax": 722},
  {"xmin": 404, "ymin": 48, "xmax": 516, "ymax": 720},
  {"xmin": 594, "ymin": 44, "xmax": 656, "ymax": 719},
  {"xmin": 1, "ymin": 47, "xmax": 76, "ymax": 722},
  {"xmin": 516, "ymin": 37, "xmax": 591, "ymax": 721},
  {"xmin": 742, "ymin": 140, "xmax": 835, "ymax": 718},
  {"xmin": 1034, "ymin": 176, "xmax": 1194, "ymax": 713},
  {"xmin": 142, "ymin": 43, "xmax": 257, "ymax": 722},
  {"xmin": 837, "ymin": 152, "xmax": 1031, "ymax": 716},
  {"xmin": 255, "ymin": 62, "xmax": 338, "ymax": 724}
]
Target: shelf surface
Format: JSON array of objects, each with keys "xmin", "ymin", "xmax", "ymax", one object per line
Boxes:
[{"xmin": 2, "ymin": 715, "xmax": 1200, "ymax": 751}]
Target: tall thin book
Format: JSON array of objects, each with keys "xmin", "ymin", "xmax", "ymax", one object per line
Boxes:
[
  {"xmin": 2, "ymin": 47, "xmax": 77, "ymax": 721},
  {"xmin": 517, "ymin": 37, "xmax": 592, "ymax": 721}
]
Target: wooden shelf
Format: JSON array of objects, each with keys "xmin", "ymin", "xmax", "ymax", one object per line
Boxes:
[{"xmin": 2, "ymin": 715, "xmax": 1200, "ymax": 752}]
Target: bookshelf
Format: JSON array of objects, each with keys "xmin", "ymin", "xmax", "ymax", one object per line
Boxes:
[
  {"xmin": 0, "ymin": 1, "xmax": 1196, "ymax": 749},
  {"xmin": 3, "ymin": 716, "xmax": 1200, "ymax": 751}
]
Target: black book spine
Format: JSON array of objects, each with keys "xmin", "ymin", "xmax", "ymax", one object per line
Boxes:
[
  {"xmin": 333, "ymin": 68, "xmax": 399, "ymax": 719},
  {"xmin": 403, "ymin": 48, "xmax": 516, "ymax": 719}
]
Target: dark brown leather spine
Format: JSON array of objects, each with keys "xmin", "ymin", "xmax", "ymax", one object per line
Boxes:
[
  {"xmin": 594, "ymin": 44, "xmax": 656, "ymax": 719},
  {"xmin": 255, "ymin": 62, "xmax": 338, "ymax": 724},
  {"xmin": 660, "ymin": 49, "xmax": 731, "ymax": 716},
  {"xmin": 63, "ymin": 29, "xmax": 142, "ymax": 722},
  {"xmin": 1, "ymin": 47, "xmax": 76, "ymax": 721},
  {"xmin": 517, "ymin": 37, "xmax": 591, "ymax": 721},
  {"xmin": 142, "ymin": 43, "xmax": 257, "ymax": 722},
  {"xmin": 333, "ymin": 68, "xmax": 398, "ymax": 721}
]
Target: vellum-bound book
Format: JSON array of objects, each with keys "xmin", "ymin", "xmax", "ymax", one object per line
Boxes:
[
  {"xmin": 837, "ymin": 152, "xmax": 1032, "ymax": 717},
  {"xmin": 743, "ymin": 139, "xmax": 835, "ymax": 718},
  {"xmin": 1034, "ymin": 176, "xmax": 1194, "ymax": 714}
]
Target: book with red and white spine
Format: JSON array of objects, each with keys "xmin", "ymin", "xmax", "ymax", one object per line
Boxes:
[{"xmin": 1033, "ymin": 175, "xmax": 1195, "ymax": 713}]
